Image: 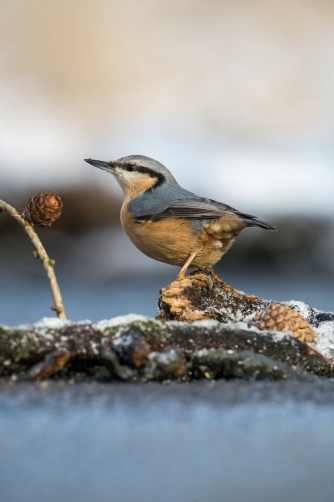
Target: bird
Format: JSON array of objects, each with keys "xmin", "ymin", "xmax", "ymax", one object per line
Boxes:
[{"xmin": 85, "ymin": 155, "xmax": 276, "ymax": 282}]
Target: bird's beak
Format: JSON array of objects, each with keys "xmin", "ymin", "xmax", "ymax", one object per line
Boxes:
[{"xmin": 84, "ymin": 158, "xmax": 115, "ymax": 173}]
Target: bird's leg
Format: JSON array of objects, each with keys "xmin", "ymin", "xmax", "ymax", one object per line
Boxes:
[
  {"xmin": 177, "ymin": 249, "xmax": 200, "ymax": 281},
  {"xmin": 177, "ymin": 247, "xmax": 213, "ymax": 288}
]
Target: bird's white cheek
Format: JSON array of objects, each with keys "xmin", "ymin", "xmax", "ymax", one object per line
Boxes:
[
  {"xmin": 113, "ymin": 169, "xmax": 156, "ymax": 197},
  {"xmin": 113, "ymin": 169, "xmax": 129, "ymax": 191},
  {"xmin": 115, "ymin": 170, "xmax": 136, "ymax": 184},
  {"xmin": 113, "ymin": 170, "xmax": 143, "ymax": 194}
]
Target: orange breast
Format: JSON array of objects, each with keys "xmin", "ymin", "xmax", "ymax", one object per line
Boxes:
[
  {"xmin": 121, "ymin": 205, "xmax": 200, "ymax": 267},
  {"xmin": 120, "ymin": 204, "xmax": 241, "ymax": 269}
]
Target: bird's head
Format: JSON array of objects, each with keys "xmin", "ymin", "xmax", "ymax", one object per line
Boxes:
[{"xmin": 85, "ymin": 155, "xmax": 176, "ymax": 198}]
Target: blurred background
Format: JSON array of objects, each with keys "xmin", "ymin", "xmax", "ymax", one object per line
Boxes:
[{"xmin": 1, "ymin": 0, "xmax": 334, "ymax": 323}]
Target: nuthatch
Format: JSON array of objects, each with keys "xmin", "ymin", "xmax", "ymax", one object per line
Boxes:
[{"xmin": 85, "ymin": 155, "xmax": 276, "ymax": 280}]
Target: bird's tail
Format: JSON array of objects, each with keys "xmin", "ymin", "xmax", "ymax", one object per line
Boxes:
[{"xmin": 239, "ymin": 214, "xmax": 277, "ymax": 231}]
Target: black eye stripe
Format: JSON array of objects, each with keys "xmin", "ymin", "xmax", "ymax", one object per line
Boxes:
[{"xmin": 119, "ymin": 163, "xmax": 166, "ymax": 189}]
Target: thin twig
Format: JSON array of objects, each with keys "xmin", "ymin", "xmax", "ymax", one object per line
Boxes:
[{"xmin": 0, "ymin": 198, "xmax": 66, "ymax": 319}]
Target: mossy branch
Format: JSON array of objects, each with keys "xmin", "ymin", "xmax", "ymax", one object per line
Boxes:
[
  {"xmin": 0, "ymin": 317, "xmax": 332, "ymax": 380},
  {"xmin": 0, "ymin": 198, "xmax": 66, "ymax": 319}
]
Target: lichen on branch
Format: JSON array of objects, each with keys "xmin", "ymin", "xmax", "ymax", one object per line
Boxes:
[{"xmin": 0, "ymin": 315, "xmax": 332, "ymax": 381}]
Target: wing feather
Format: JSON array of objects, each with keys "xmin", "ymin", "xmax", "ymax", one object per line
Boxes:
[
  {"xmin": 138, "ymin": 198, "xmax": 252, "ymax": 220},
  {"xmin": 135, "ymin": 197, "xmax": 276, "ymax": 231}
]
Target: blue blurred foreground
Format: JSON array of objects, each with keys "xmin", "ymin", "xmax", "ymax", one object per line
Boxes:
[{"xmin": 1, "ymin": 380, "xmax": 334, "ymax": 502}]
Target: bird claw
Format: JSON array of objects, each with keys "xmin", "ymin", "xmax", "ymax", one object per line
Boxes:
[
  {"xmin": 176, "ymin": 271, "xmax": 213, "ymax": 289},
  {"xmin": 190, "ymin": 273, "xmax": 213, "ymax": 289}
]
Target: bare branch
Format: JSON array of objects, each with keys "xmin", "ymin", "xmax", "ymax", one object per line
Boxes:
[{"xmin": 0, "ymin": 198, "xmax": 66, "ymax": 319}]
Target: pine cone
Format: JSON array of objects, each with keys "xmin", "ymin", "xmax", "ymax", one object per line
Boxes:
[
  {"xmin": 249, "ymin": 302, "xmax": 316, "ymax": 343},
  {"xmin": 23, "ymin": 192, "xmax": 63, "ymax": 227}
]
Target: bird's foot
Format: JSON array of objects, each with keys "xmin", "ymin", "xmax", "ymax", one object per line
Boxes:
[
  {"xmin": 176, "ymin": 272, "xmax": 187, "ymax": 281},
  {"xmin": 177, "ymin": 271, "xmax": 213, "ymax": 289},
  {"xmin": 202, "ymin": 267, "xmax": 224, "ymax": 284}
]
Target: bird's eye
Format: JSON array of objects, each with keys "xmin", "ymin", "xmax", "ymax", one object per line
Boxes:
[{"xmin": 126, "ymin": 164, "xmax": 135, "ymax": 172}]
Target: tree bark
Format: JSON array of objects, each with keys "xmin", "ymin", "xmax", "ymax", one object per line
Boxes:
[
  {"xmin": 0, "ymin": 312, "xmax": 332, "ymax": 381},
  {"xmin": 157, "ymin": 270, "xmax": 318, "ymax": 343}
]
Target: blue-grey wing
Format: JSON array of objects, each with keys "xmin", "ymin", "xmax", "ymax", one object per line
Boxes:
[
  {"xmin": 135, "ymin": 197, "xmax": 276, "ymax": 230},
  {"xmin": 135, "ymin": 197, "xmax": 245, "ymax": 219}
]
